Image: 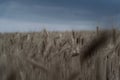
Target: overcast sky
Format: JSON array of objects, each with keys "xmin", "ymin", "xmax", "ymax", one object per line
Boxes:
[{"xmin": 0, "ymin": 0, "xmax": 120, "ymax": 32}]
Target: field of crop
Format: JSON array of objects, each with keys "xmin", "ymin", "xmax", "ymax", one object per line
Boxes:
[{"xmin": 0, "ymin": 29, "xmax": 120, "ymax": 80}]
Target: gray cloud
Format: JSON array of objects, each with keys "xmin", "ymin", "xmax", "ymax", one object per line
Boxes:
[
  {"xmin": 0, "ymin": 18, "xmax": 96, "ymax": 32},
  {"xmin": 0, "ymin": 0, "xmax": 120, "ymax": 32},
  {"xmin": 13, "ymin": 0, "xmax": 120, "ymax": 16}
]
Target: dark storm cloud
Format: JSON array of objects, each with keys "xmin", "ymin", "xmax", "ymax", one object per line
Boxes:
[
  {"xmin": 0, "ymin": 0, "xmax": 120, "ymax": 32},
  {"xmin": 1, "ymin": 0, "xmax": 120, "ymax": 16},
  {"xmin": 14, "ymin": 0, "xmax": 120, "ymax": 16}
]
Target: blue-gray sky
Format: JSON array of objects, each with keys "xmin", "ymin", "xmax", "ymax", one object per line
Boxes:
[{"xmin": 0, "ymin": 0, "xmax": 120, "ymax": 32}]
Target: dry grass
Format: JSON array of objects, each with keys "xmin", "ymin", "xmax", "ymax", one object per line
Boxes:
[{"xmin": 0, "ymin": 29, "xmax": 120, "ymax": 80}]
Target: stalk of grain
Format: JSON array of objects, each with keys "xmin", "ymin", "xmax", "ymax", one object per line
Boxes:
[
  {"xmin": 96, "ymin": 26, "xmax": 99, "ymax": 35},
  {"xmin": 112, "ymin": 28, "xmax": 116, "ymax": 45}
]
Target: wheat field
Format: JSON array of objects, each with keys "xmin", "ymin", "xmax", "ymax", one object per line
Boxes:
[{"xmin": 0, "ymin": 29, "xmax": 120, "ymax": 80}]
